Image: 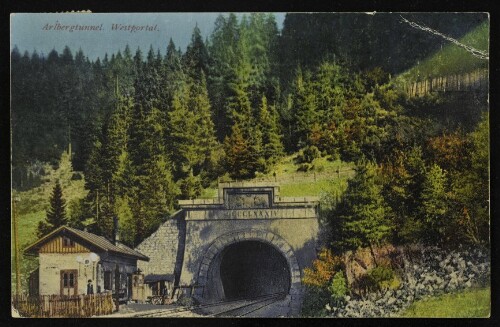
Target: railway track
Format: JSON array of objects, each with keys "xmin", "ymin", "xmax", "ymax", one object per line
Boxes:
[
  {"xmin": 128, "ymin": 292, "xmax": 287, "ymax": 318},
  {"xmin": 208, "ymin": 293, "xmax": 287, "ymax": 317}
]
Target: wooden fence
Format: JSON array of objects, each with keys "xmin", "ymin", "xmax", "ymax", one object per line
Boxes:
[
  {"xmin": 251, "ymin": 168, "xmax": 355, "ymax": 185},
  {"xmin": 403, "ymin": 69, "xmax": 488, "ymax": 97},
  {"xmin": 12, "ymin": 293, "xmax": 115, "ymax": 318}
]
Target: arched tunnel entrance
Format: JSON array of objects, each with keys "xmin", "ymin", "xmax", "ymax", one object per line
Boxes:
[
  {"xmin": 219, "ymin": 241, "xmax": 291, "ymax": 300},
  {"xmin": 202, "ymin": 239, "xmax": 292, "ymax": 302}
]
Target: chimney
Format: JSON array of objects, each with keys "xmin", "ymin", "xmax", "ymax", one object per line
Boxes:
[{"xmin": 113, "ymin": 216, "xmax": 119, "ymax": 245}]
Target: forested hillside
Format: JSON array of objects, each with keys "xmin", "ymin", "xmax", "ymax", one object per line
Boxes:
[{"xmin": 11, "ymin": 13, "xmax": 489, "ymax": 249}]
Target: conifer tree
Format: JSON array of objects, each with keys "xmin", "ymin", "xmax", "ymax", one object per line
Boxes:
[
  {"xmin": 167, "ymin": 84, "xmax": 199, "ymax": 177},
  {"xmin": 208, "ymin": 13, "xmax": 241, "ymax": 141},
  {"xmin": 125, "ymin": 103, "xmax": 178, "ymax": 245},
  {"xmin": 332, "ymin": 162, "xmax": 392, "ymax": 262},
  {"xmin": 291, "ymin": 69, "xmax": 317, "ymax": 149},
  {"xmin": 37, "ymin": 180, "xmax": 67, "ymax": 237},
  {"xmin": 258, "ymin": 95, "xmax": 284, "ymax": 164},
  {"xmin": 167, "ymin": 74, "xmax": 218, "ymax": 182},
  {"xmin": 224, "ymin": 123, "xmax": 254, "ymax": 179},
  {"xmin": 420, "ymin": 163, "xmax": 449, "ymax": 243},
  {"xmin": 224, "ymin": 81, "xmax": 262, "ymax": 178},
  {"xmin": 183, "ymin": 25, "xmax": 210, "ymax": 82}
]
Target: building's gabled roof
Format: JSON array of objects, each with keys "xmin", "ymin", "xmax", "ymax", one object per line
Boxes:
[{"xmin": 24, "ymin": 226, "xmax": 149, "ymax": 261}]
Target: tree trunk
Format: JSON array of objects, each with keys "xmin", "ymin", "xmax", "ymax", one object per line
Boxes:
[{"xmin": 369, "ymin": 244, "xmax": 378, "ymax": 267}]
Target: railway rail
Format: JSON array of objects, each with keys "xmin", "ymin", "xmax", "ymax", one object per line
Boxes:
[{"xmin": 126, "ymin": 292, "xmax": 288, "ymax": 318}]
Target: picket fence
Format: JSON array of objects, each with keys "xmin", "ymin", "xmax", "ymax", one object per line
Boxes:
[
  {"xmin": 12, "ymin": 293, "xmax": 115, "ymax": 318},
  {"xmin": 403, "ymin": 69, "xmax": 488, "ymax": 97}
]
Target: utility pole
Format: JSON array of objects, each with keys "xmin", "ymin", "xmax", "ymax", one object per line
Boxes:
[
  {"xmin": 13, "ymin": 196, "xmax": 21, "ymax": 296},
  {"xmin": 96, "ymin": 190, "xmax": 99, "ymax": 225}
]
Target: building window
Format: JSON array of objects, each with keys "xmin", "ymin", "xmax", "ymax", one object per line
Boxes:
[
  {"xmin": 62, "ymin": 236, "xmax": 75, "ymax": 247},
  {"xmin": 62, "ymin": 272, "xmax": 76, "ymax": 287},
  {"xmin": 104, "ymin": 271, "xmax": 112, "ymax": 290},
  {"xmin": 69, "ymin": 272, "xmax": 75, "ymax": 287}
]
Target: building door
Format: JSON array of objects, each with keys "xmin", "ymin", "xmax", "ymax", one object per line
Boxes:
[{"xmin": 60, "ymin": 270, "xmax": 78, "ymax": 296}]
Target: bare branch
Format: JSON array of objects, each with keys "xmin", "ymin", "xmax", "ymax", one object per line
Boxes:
[{"xmin": 400, "ymin": 15, "xmax": 489, "ymax": 60}]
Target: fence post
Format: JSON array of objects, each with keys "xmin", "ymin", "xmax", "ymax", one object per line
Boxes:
[{"xmin": 79, "ymin": 295, "xmax": 84, "ymax": 317}]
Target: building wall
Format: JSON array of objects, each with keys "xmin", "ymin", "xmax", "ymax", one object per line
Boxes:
[
  {"xmin": 136, "ymin": 216, "xmax": 184, "ymax": 278},
  {"xmin": 38, "ymin": 253, "xmax": 100, "ymax": 295},
  {"xmin": 98, "ymin": 254, "xmax": 138, "ymax": 297},
  {"xmin": 38, "ymin": 252, "xmax": 139, "ymax": 296}
]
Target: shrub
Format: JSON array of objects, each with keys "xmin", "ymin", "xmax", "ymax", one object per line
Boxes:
[
  {"xmin": 329, "ymin": 271, "xmax": 348, "ymax": 306},
  {"xmin": 179, "ymin": 175, "xmax": 202, "ymax": 200},
  {"xmin": 297, "ymin": 145, "xmax": 321, "ymax": 164},
  {"xmin": 351, "ymin": 266, "xmax": 398, "ymax": 295},
  {"xmin": 303, "ymin": 248, "xmax": 344, "ymax": 288},
  {"xmin": 367, "ymin": 266, "xmax": 399, "ymax": 291},
  {"xmin": 301, "ymin": 286, "xmax": 330, "ymax": 317},
  {"xmin": 297, "ymin": 163, "xmax": 313, "ymax": 172}
]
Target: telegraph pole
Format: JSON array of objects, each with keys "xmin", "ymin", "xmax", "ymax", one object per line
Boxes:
[{"xmin": 13, "ymin": 196, "xmax": 21, "ymax": 296}]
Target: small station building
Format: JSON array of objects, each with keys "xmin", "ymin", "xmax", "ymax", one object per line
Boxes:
[{"xmin": 24, "ymin": 226, "xmax": 149, "ymax": 301}]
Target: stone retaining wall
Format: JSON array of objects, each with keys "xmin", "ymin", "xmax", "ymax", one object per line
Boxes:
[{"xmin": 327, "ymin": 246, "xmax": 490, "ymax": 317}]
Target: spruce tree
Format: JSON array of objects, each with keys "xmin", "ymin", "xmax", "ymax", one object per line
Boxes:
[
  {"xmin": 208, "ymin": 13, "xmax": 241, "ymax": 141},
  {"xmin": 224, "ymin": 123, "xmax": 254, "ymax": 179},
  {"xmin": 291, "ymin": 68, "xmax": 317, "ymax": 149},
  {"xmin": 224, "ymin": 82, "xmax": 261, "ymax": 178},
  {"xmin": 332, "ymin": 162, "xmax": 392, "ymax": 261},
  {"xmin": 37, "ymin": 180, "xmax": 67, "ymax": 237},
  {"xmin": 420, "ymin": 163, "xmax": 449, "ymax": 243},
  {"xmin": 258, "ymin": 95, "xmax": 284, "ymax": 164},
  {"xmin": 126, "ymin": 103, "xmax": 178, "ymax": 245},
  {"xmin": 183, "ymin": 25, "xmax": 210, "ymax": 82}
]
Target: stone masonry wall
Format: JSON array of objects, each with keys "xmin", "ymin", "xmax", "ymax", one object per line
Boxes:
[
  {"xmin": 180, "ymin": 218, "xmax": 319, "ymax": 286},
  {"xmin": 136, "ymin": 214, "xmax": 183, "ymax": 278}
]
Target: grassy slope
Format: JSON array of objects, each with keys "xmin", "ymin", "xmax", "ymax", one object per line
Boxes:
[
  {"xmin": 201, "ymin": 154, "xmax": 355, "ymax": 199},
  {"xmin": 11, "ymin": 151, "xmax": 88, "ymax": 292},
  {"xmin": 400, "ymin": 287, "xmax": 490, "ymax": 318},
  {"xmin": 397, "ymin": 21, "xmax": 489, "ymax": 82}
]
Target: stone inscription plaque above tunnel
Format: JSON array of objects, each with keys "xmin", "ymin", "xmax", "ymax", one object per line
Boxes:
[
  {"xmin": 185, "ymin": 207, "xmax": 317, "ymax": 220},
  {"xmin": 225, "ymin": 189, "xmax": 273, "ymax": 209},
  {"xmin": 226, "ymin": 193, "xmax": 270, "ymax": 209}
]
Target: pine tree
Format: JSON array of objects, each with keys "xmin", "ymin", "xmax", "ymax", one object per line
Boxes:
[
  {"xmin": 291, "ymin": 69, "xmax": 317, "ymax": 149},
  {"xmin": 37, "ymin": 180, "xmax": 67, "ymax": 237},
  {"xmin": 258, "ymin": 95, "xmax": 284, "ymax": 164},
  {"xmin": 183, "ymin": 25, "xmax": 210, "ymax": 82},
  {"xmin": 167, "ymin": 84, "xmax": 199, "ymax": 177},
  {"xmin": 420, "ymin": 163, "xmax": 449, "ymax": 243},
  {"xmin": 224, "ymin": 82, "xmax": 262, "ymax": 178},
  {"xmin": 382, "ymin": 146, "xmax": 426, "ymax": 244},
  {"xmin": 208, "ymin": 13, "xmax": 241, "ymax": 141},
  {"xmin": 167, "ymin": 74, "xmax": 218, "ymax": 181},
  {"xmin": 160, "ymin": 38, "xmax": 186, "ymax": 112},
  {"xmin": 448, "ymin": 113, "xmax": 489, "ymax": 245},
  {"xmin": 332, "ymin": 162, "xmax": 392, "ymax": 260},
  {"xmin": 224, "ymin": 123, "xmax": 254, "ymax": 179},
  {"xmin": 97, "ymin": 199, "xmax": 115, "ymax": 241},
  {"xmin": 125, "ymin": 102, "xmax": 178, "ymax": 245},
  {"xmin": 188, "ymin": 74, "xmax": 219, "ymax": 175}
]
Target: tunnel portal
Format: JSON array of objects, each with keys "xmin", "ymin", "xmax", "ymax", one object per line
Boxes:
[{"xmin": 219, "ymin": 241, "xmax": 291, "ymax": 300}]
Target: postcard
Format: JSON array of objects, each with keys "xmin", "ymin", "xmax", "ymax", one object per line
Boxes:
[{"xmin": 10, "ymin": 12, "xmax": 490, "ymax": 318}]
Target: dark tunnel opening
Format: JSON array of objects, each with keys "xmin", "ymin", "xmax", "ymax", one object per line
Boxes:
[{"xmin": 219, "ymin": 241, "xmax": 291, "ymax": 300}]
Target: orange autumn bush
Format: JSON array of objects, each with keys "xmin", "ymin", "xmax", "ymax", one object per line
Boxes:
[{"xmin": 303, "ymin": 248, "xmax": 344, "ymax": 288}]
